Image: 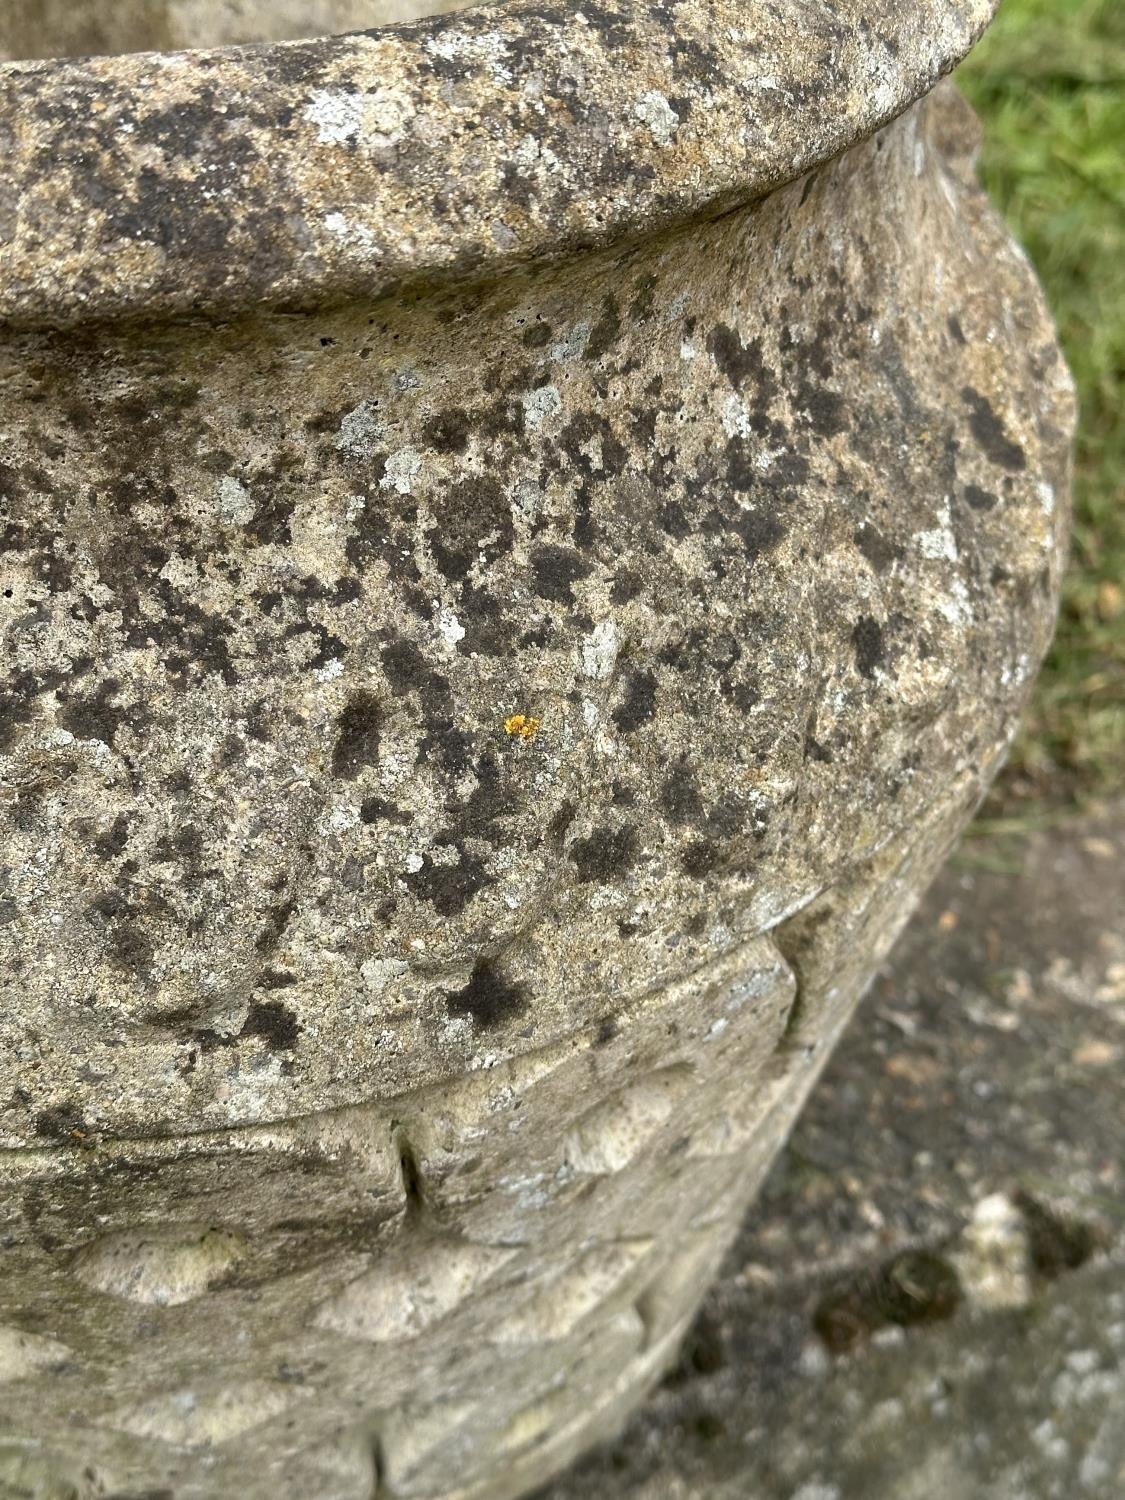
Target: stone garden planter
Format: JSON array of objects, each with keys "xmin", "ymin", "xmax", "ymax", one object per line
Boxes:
[{"xmin": 0, "ymin": 0, "xmax": 1074, "ymax": 1496}]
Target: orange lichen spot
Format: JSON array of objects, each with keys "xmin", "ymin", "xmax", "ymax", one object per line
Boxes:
[{"xmin": 503, "ymin": 713, "xmax": 541, "ymax": 741}]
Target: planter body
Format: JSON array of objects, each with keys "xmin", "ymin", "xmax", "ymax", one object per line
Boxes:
[{"xmin": 0, "ymin": 3, "xmax": 1073, "ymax": 1498}]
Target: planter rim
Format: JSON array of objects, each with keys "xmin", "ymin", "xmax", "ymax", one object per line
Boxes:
[{"xmin": 0, "ymin": 0, "xmax": 995, "ymax": 327}]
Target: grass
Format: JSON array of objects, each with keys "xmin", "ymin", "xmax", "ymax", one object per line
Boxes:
[{"xmin": 957, "ymin": 0, "xmax": 1125, "ymax": 810}]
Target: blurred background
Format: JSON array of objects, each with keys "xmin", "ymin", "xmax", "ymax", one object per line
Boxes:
[{"xmin": 961, "ymin": 0, "xmax": 1124, "ymax": 814}]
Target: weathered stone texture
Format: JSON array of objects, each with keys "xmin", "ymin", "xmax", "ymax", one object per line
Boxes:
[{"xmin": 0, "ymin": 0, "xmax": 1074, "ymax": 1495}]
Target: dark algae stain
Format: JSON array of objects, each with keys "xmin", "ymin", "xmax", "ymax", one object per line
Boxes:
[
  {"xmin": 795, "ymin": 379, "xmax": 847, "ymax": 438},
  {"xmin": 961, "ymin": 386, "xmax": 1027, "ymax": 471},
  {"xmin": 852, "ymin": 614, "xmax": 885, "ymax": 679},
  {"xmin": 332, "ymin": 691, "xmax": 381, "ymax": 778},
  {"xmin": 548, "ymin": 798, "xmax": 577, "ymax": 845},
  {"xmin": 680, "ymin": 838, "xmax": 723, "ymax": 878},
  {"xmin": 707, "ymin": 324, "xmax": 768, "ymax": 388},
  {"xmin": 405, "ymin": 848, "xmax": 493, "ymax": 916},
  {"xmin": 445, "ymin": 958, "xmax": 528, "ymax": 1029},
  {"xmin": 585, "ymin": 292, "xmax": 622, "ymax": 361},
  {"xmin": 570, "ymin": 822, "xmax": 639, "ymax": 883},
  {"xmin": 255, "ymin": 896, "xmax": 297, "ymax": 956},
  {"xmin": 521, "ymin": 320, "xmax": 553, "ymax": 349},
  {"xmin": 56, "ymin": 680, "xmax": 128, "ymax": 746},
  {"xmin": 33, "ymin": 1102, "xmax": 92, "ymax": 1145},
  {"xmin": 612, "ymin": 669, "xmax": 657, "ymax": 733},
  {"xmin": 192, "ymin": 995, "xmax": 301, "ymax": 1055},
  {"xmin": 423, "ymin": 406, "xmax": 472, "ymax": 452},
  {"xmin": 854, "ymin": 520, "xmax": 903, "ymax": 572},
  {"xmin": 430, "ymin": 475, "xmax": 513, "ymax": 580},
  {"xmin": 107, "ymin": 921, "xmax": 156, "ymax": 977},
  {"xmin": 963, "ymin": 483, "xmax": 999, "ymax": 512},
  {"xmin": 241, "ymin": 999, "xmax": 301, "ymax": 1050},
  {"xmin": 731, "ymin": 505, "xmax": 785, "ymax": 563},
  {"xmin": 530, "ymin": 543, "xmax": 591, "ymax": 603},
  {"xmin": 660, "ymin": 761, "xmax": 704, "ymax": 824}
]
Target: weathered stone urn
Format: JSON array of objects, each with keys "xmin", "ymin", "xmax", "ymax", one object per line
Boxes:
[{"xmin": 0, "ymin": 0, "xmax": 1074, "ymax": 1496}]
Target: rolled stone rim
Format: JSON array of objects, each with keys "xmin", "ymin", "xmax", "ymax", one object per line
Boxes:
[{"xmin": 0, "ymin": 0, "xmax": 997, "ymax": 326}]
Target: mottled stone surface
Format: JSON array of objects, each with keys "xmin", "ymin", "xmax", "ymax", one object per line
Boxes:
[
  {"xmin": 0, "ymin": 84, "xmax": 1071, "ymax": 1144},
  {"xmin": 0, "ymin": 0, "xmax": 1074, "ymax": 1495},
  {"xmin": 538, "ymin": 805, "xmax": 1125, "ymax": 1500}
]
